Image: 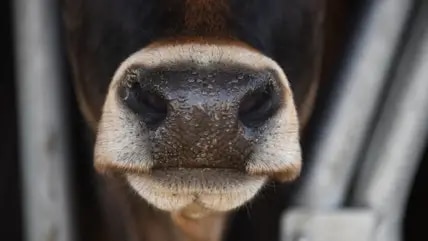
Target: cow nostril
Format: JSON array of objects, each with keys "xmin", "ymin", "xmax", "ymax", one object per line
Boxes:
[
  {"xmin": 238, "ymin": 84, "xmax": 280, "ymax": 128},
  {"xmin": 120, "ymin": 82, "xmax": 168, "ymax": 128}
]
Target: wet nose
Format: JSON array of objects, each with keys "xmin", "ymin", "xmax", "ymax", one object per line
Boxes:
[
  {"xmin": 120, "ymin": 67, "xmax": 283, "ymax": 129},
  {"xmin": 118, "ymin": 66, "xmax": 284, "ymax": 168}
]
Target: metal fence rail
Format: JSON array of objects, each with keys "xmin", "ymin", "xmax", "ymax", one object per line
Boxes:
[
  {"xmin": 293, "ymin": 0, "xmax": 414, "ymax": 209},
  {"xmin": 351, "ymin": 2, "xmax": 428, "ymax": 240},
  {"xmin": 281, "ymin": 0, "xmax": 428, "ymax": 240},
  {"xmin": 13, "ymin": 0, "xmax": 75, "ymax": 241}
]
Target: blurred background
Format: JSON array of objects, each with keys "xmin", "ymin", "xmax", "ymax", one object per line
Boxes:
[{"xmin": 1, "ymin": 0, "xmax": 427, "ymax": 241}]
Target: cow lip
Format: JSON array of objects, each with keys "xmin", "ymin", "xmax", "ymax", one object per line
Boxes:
[
  {"xmin": 125, "ymin": 168, "xmax": 268, "ymax": 213},
  {"xmin": 127, "ymin": 168, "xmax": 266, "ymax": 194},
  {"xmin": 151, "ymin": 162, "xmax": 247, "ymax": 171},
  {"xmin": 151, "ymin": 166, "xmax": 245, "ymax": 171}
]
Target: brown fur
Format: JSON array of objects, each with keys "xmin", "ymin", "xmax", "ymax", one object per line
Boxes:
[{"xmin": 184, "ymin": 0, "xmax": 230, "ymax": 36}]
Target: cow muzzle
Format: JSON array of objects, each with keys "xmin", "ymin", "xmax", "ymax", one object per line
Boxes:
[{"xmin": 94, "ymin": 41, "xmax": 302, "ymax": 217}]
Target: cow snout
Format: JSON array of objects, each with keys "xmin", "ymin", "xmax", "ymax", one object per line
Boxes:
[
  {"xmin": 94, "ymin": 43, "xmax": 302, "ymax": 213},
  {"xmin": 117, "ymin": 67, "xmax": 284, "ymax": 170}
]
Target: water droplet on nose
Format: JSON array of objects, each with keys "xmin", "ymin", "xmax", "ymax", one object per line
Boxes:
[{"xmin": 213, "ymin": 113, "xmax": 219, "ymax": 121}]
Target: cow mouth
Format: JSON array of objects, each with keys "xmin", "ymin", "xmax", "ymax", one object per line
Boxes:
[{"xmin": 126, "ymin": 168, "xmax": 267, "ymax": 216}]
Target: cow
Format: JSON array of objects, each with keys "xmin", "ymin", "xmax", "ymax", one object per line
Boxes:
[{"xmin": 60, "ymin": 0, "xmax": 348, "ymax": 240}]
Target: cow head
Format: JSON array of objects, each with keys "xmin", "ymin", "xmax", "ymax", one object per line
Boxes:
[{"xmin": 63, "ymin": 0, "xmax": 323, "ymax": 221}]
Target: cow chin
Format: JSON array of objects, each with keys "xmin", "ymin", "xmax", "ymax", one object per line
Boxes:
[{"xmin": 94, "ymin": 41, "xmax": 302, "ymax": 217}]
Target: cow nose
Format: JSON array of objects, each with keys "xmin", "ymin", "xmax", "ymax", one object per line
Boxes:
[
  {"xmin": 119, "ymin": 68, "xmax": 282, "ymax": 131},
  {"xmin": 117, "ymin": 67, "xmax": 284, "ymax": 169}
]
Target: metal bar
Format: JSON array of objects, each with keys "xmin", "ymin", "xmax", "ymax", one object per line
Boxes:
[
  {"xmin": 282, "ymin": 208, "xmax": 376, "ymax": 241},
  {"xmin": 351, "ymin": 2, "xmax": 428, "ymax": 241},
  {"xmin": 293, "ymin": 0, "xmax": 413, "ymax": 208},
  {"xmin": 13, "ymin": 0, "xmax": 74, "ymax": 240}
]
